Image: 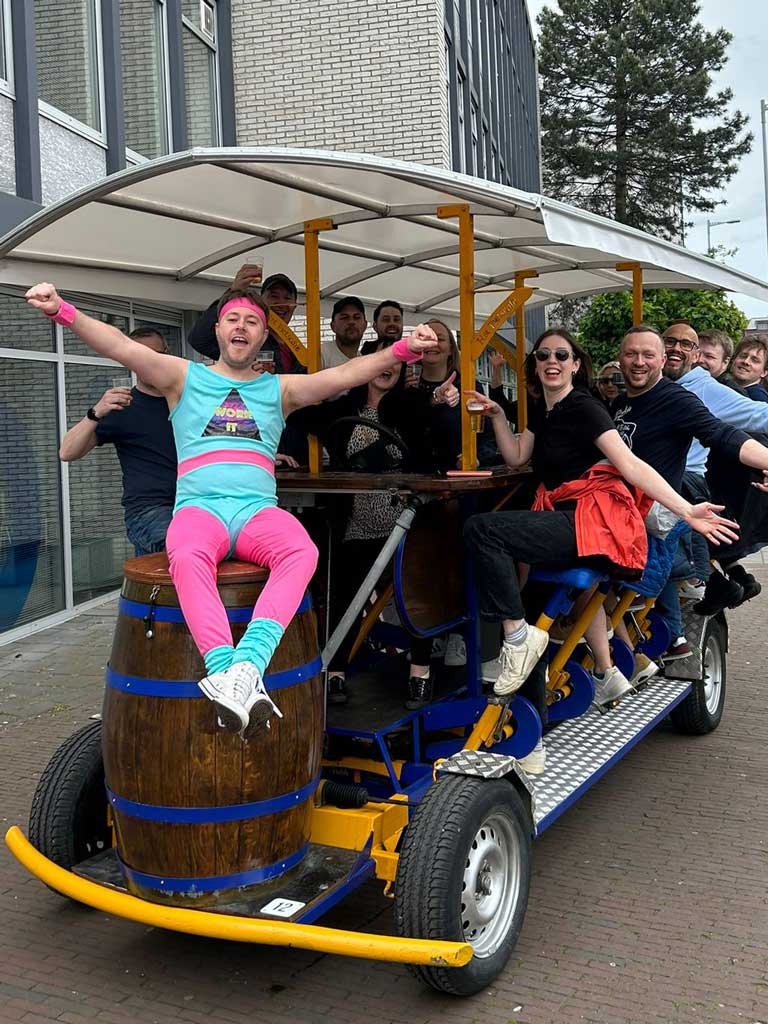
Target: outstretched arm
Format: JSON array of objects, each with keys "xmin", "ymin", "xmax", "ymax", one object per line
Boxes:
[
  {"xmin": 738, "ymin": 438, "xmax": 768, "ymax": 492},
  {"xmin": 280, "ymin": 326, "xmax": 438, "ymax": 416},
  {"xmin": 597, "ymin": 429, "xmax": 739, "ymax": 545},
  {"xmin": 26, "ymin": 284, "xmax": 188, "ymax": 402}
]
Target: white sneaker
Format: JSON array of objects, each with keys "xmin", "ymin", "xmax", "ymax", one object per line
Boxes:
[
  {"xmin": 236, "ymin": 662, "xmax": 283, "ymax": 739},
  {"xmin": 494, "ymin": 626, "xmax": 549, "ymax": 696},
  {"xmin": 592, "ymin": 665, "xmax": 633, "ymax": 706},
  {"xmin": 444, "ymin": 633, "xmax": 466, "ymax": 667},
  {"xmin": 679, "ymin": 580, "xmax": 705, "ymax": 601},
  {"xmin": 198, "ymin": 665, "xmax": 251, "ymax": 734},
  {"xmin": 517, "ymin": 741, "xmax": 546, "ymax": 775},
  {"xmin": 481, "ymin": 655, "xmax": 502, "ymax": 686}
]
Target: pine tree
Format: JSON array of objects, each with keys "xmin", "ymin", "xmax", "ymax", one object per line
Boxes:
[{"xmin": 538, "ymin": 0, "xmax": 752, "ymax": 239}]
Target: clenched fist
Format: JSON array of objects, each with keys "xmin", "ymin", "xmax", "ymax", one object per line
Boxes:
[{"xmin": 25, "ymin": 282, "xmax": 61, "ymax": 317}]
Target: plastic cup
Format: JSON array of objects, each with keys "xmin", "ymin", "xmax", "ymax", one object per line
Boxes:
[
  {"xmin": 466, "ymin": 399, "xmax": 486, "ymax": 432},
  {"xmin": 255, "ymin": 351, "xmax": 275, "ymax": 373}
]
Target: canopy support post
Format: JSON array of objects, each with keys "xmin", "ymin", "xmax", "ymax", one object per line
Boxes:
[
  {"xmin": 438, "ymin": 204, "xmax": 475, "ymax": 469},
  {"xmin": 616, "ymin": 261, "xmax": 644, "ymax": 325},
  {"xmin": 513, "ymin": 270, "xmax": 537, "ymax": 433},
  {"xmin": 305, "ymin": 217, "xmax": 336, "ymax": 473}
]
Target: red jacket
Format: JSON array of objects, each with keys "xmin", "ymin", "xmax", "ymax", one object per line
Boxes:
[{"xmin": 532, "ymin": 463, "xmax": 653, "ymax": 576}]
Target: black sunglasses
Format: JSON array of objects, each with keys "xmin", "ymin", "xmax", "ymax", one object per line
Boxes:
[
  {"xmin": 534, "ymin": 348, "xmax": 572, "ymax": 363},
  {"xmin": 664, "ymin": 336, "xmax": 698, "ymax": 352}
]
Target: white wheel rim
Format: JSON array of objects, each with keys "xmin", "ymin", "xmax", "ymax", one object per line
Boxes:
[
  {"xmin": 703, "ymin": 632, "xmax": 723, "ymax": 716},
  {"xmin": 460, "ymin": 812, "xmax": 521, "ymax": 958}
]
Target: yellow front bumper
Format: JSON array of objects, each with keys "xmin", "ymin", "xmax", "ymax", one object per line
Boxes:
[{"xmin": 5, "ymin": 827, "xmax": 471, "ymax": 968}]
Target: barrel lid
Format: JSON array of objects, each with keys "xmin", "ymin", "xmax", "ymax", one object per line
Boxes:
[{"xmin": 123, "ymin": 553, "xmax": 270, "ymax": 585}]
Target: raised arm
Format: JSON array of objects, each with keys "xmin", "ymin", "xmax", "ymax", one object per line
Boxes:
[
  {"xmin": 463, "ymin": 390, "xmax": 533, "ymax": 468},
  {"xmin": 280, "ymin": 327, "xmax": 438, "ymax": 415},
  {"xmin": 26, "ymin": 284, "xmax": 188, "ymax": 402},
  {"xmin": 596, "ymin": 429, "xmax": 739, "ymax": 545}
]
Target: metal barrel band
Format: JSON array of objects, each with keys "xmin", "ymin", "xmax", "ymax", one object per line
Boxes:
[
  {"xmin": 115, "ymin": 841, "xmax": 309, "ymax": 894},
  {"xmin": 105, "ymin": 655, "xmax": 323, "ymax": 697},
  {"xmin": 106, "ymin": 774, "xmax": 320, "ymax": 824},
  {"xmin": 118, "ymin": 592, "xmax": 313, "ymax": 624}
]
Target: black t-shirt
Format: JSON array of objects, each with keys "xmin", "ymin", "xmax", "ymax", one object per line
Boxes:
[
  {"xmin": 96, "ymin": 388, "xmax": 177, "ymax": 515},
  {"xmin": 610, "ymin": 376, "xmax": 747, "ymax": 491},
  {"xmin": 527, "ymin": 387, "xmax": 615, "ymax": 490}
]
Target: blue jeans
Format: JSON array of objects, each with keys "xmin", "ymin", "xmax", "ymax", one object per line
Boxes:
[{"xmin": 125, "ymin": 504, "xmax": 174, "ymax": 557}]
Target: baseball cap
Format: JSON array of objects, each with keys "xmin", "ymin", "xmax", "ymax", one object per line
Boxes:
[
  {"xmin": 261, "ymin": 273, "xmax": 298, "ymax": 299},
  {"xmin": 331, "ymin": 296, "xmax": 366, "ymax": 318}
]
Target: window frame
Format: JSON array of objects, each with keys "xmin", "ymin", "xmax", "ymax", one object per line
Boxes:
[
  {"xmin": 181, "ymin": 0, "xmax": 222, "ymax": 147},
  {"xmin": 36, "ymin": 0, "xmax": 107, "ymax": 147},
  {"xmin": 0, "ymin": 0, "xmax": 14, "ymax": 99},
  {"xmin": 124, "ymin": 0, "xmax": 173, "ymax": 165}
]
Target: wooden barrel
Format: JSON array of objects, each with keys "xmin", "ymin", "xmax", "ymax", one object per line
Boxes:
[{"xmin": 102, "ymin": 554, "xmax": 323, "ymax": 908}]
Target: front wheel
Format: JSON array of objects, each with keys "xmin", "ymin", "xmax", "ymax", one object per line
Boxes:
[
  {"xmin": 670, "ymin": 618, "xmax": 727, "ymax": 734},
  {"xmin": 394, "ymin": 774, "xmax": 532, "ymax": 995}
]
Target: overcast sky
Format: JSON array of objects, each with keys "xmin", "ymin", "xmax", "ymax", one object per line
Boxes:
[{"xmin": 525, "ymin": 0, "xmax": 768, "ymax": 321}]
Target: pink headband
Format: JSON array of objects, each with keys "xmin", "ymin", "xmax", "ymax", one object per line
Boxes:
[{"xmin": 219, "ymin": 298, "xmax": 268, "ymax": 327}]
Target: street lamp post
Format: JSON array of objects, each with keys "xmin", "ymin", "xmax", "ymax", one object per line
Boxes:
[
  {"xmin": 762, "ymin": 98, "xmax": 768, "ymax": 269},
  {"xmin": 706, "ymin": 218, "xmax": 741, "ymax": 254}
]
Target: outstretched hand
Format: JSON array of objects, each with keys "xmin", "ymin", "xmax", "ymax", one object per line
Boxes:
[
  {"xmin": 25, "ymin": 282, "xmax": 61, "ymax": 316},
  {"xmin": 407, "ymin": 323, "xmax": 439, "ymax": 354},
  {"xmin": 463, "ymin": 389, "xmax": 503, "ymax": 418},
  {"xmin": 433, "ymin": 371, "xmax": 459, "ymax": 407},
  {"xmin": 684, "ymin": 503, "xmax": 740, "ymax": 546}
]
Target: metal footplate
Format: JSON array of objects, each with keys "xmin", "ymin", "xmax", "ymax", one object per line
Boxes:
[{"xmin": 439, "ymin": 679, "xmax": 692, "ymax": 837}]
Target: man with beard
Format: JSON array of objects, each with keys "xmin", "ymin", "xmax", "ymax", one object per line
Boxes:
[
  {"xmin": 613, "ymin": 324, "xmax": 768, "ymax": 658},
  {"xmin": 26, "ymin": 281, "xmax": 439, "ymax": 738},
  {"xmin": 361, "ymin": 300, "xmax": 404, "ymax": 355},
  {"xmin": 663, "ymin": 321, "xmax": 768, "ymax": 613},
  {"xmin": 322, "ymin": 296, "xmax": 367, "ymax": 368}
]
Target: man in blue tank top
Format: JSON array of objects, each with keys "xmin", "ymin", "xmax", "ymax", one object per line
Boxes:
[{"xmin": 26, "ymin": 281, "xmax": 439, "ymax": 738}]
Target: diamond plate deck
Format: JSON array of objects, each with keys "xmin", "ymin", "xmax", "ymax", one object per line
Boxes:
[{"xmin": 530, "ymin": 678, "xmax": 691, "ymax": 831}]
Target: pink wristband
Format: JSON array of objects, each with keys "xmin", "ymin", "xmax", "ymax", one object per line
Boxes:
[
  {"xmin": 44, "ymin": 299, "xmax": 76, "ymax": 326},
  {"xmin": 392, "ymin": 337, "xmax": 422, "ymax": 364}
]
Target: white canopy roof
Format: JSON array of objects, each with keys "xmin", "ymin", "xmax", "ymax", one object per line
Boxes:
[{"xmin": 0, "ymin": 147, "xmax": 766, "ymax": 325}]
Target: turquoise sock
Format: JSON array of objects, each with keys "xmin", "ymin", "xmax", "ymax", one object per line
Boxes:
[
  {"xmin": 231, "ymin": 618, "xmax": 285, "ymax": 677},
  {"xmin": 204, "ymin": 644, "xmax": 235, "ymax": 676}
]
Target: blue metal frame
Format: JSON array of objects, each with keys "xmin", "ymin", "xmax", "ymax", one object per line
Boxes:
[
  {"xmin": 294, "ymin": 844, "xmax": 376, "ymax": 924},
  {"xmin": 105, "ymin": 657, "xmax": 322, "ymax": 697},
  {"xmin": 119, "ymin": 593, "xmax": 312, "ymax": 624},
  {"xmin": 393, "ymin": 534, "xmax": 468, "ymax": 639}
]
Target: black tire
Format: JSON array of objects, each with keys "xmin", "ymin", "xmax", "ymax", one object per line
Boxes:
[
  {"xmin": 28, "ymin": 721, "xmax": 112, "ymax": 890},
  {"xmin": 670, "ymin": 617, "xmax": 727, "ymax": 735},
  {"xmin": 394, "ymin": 774, "xmax": 532, "ymax": 996}
]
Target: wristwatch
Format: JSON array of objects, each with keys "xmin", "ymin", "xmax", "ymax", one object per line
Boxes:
[{"xmin": 86, "ymin": 407, "xmax": 101, "ymax": 422}]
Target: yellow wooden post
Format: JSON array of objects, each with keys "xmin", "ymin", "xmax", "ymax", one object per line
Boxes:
[
  {"xmin": 616, "ymin": 262, "xmax": 644, "ymax": 325},
  {"xmin": 513, "ymin": 270, "xmax": 538, "ymax": 433},
  {"xmin": 304, "ymin": 217, "xmax": 335, "ymax": 473},
  {"xmin": 438, "ymin": 204, "xmax": 476, "ymax": 469}
]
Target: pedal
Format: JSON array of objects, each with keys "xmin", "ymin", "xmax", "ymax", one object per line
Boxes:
[{"xmin": 486, "ymin": 694, "xmax": 514, "ymax": 707}]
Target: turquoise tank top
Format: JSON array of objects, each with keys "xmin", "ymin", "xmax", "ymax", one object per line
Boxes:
[{"xmin": 170, "ymin": 362, "xmax": 285, "ymax": 511}]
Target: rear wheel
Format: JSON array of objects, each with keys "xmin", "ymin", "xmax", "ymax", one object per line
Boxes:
[
  {"xmin": 28, "ymin": 721, "xmax": 111, "ymax": 892},
  {"xmin": 394, "ymin": 774, "xmax": 531, "ymax": 995},
  {"xmin": 670, "ymin": 618, "xmax": 726, "ymax": 735}
]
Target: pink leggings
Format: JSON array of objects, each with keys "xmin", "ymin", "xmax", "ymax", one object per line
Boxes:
[{"xmin": 165, "ymin": 505, "xmax": 318, "ymax": 658}]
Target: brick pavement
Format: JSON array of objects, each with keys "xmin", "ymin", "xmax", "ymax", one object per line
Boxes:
[{"xmin": 1, "ymin": 573, "xmax": 767, "ymax": 1024}]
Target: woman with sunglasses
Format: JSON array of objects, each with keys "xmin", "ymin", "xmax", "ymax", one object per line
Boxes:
[
  {"xmin": 595, "ymin": 360, "xmax": 625, "ymax": 405},
  {"xmin": 463, "ymin": 328, "xmax": 738, "ymax": 773}
]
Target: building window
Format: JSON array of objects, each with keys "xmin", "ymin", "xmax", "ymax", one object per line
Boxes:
[
  {"xmin": 181, "ymin": 0, "xmax": 220, "ymax": 146},
  {"xmin": 0, "ymin": 0, "xmax": 12, "ymax": 88},
  {"xmin": 121, "ymin": 0, "xmax": 171, "ymax": 160},
  {"xmin": 35, "ymin": 0, "xmax": 103, "ymax": 134},
  {"xmin": 456, "ymin": 69, "xmax": 466, "ymax": 173}
]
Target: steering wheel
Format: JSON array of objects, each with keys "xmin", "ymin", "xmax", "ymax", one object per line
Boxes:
[{"xmin": 324, "ymin": 416, "xmax": 410, "ymax": 472}]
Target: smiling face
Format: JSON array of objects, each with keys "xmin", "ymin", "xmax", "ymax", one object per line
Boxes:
[
  {"xmin": 662, "ymin": 324, "xmax": 699, "ymax": 381},
  {"xmin": 731, "ymin": 343, "xmax": 768, "ymax": 387},
  {"xmin": 369, "ymin": 362, "xmax": 403, "ymax": 395},
  {"xmin": 423, "ymin": 320, "xmax": 453, "ymax": 375},
  {"xmin": 619, "ymin": 331, "xmax": 666, "ymax": 396},
  {"xmin": 533, "ymin": 335, "xmax": 579, "ymax": 394},
  {"xmin": 698, "ymin": 340, "xmax": 730, "ymax": 378},
  {"xmin": 596, "ymin": 361, "xmax": 622, "ymax": 402},
  {"xmin": 262, "ymin": 283, "xmax": 297, "ymax": 325},
  {"xmin": 373, "ymin": 304, "xmax": 403, "ymax": 342},
  {"xmin": 215, "ymin": 307, "xmax": 268, "ymax": 371}
]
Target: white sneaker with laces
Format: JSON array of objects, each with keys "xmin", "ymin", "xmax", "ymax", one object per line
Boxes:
[
  {"xmin": 444, "ymin": 633, "xmax": 466, "ymax": 667},
  {"xmin": 198, "ymin": 664, "xmax": 251, "ymax": 734},
  {"xmin": 493, "ymin": 625, "xmax": 549, "ymax": 696},
  {"xmin": 592, "ymin": 665, "xmax": 633, "ymax": 706},
  {"xmin": 517, "ymin": 741, "xmax": 546, "ymax": 775},
  {"xmin": 235, "ymin": 662, "xmax": 283, "ymax": 739}
]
